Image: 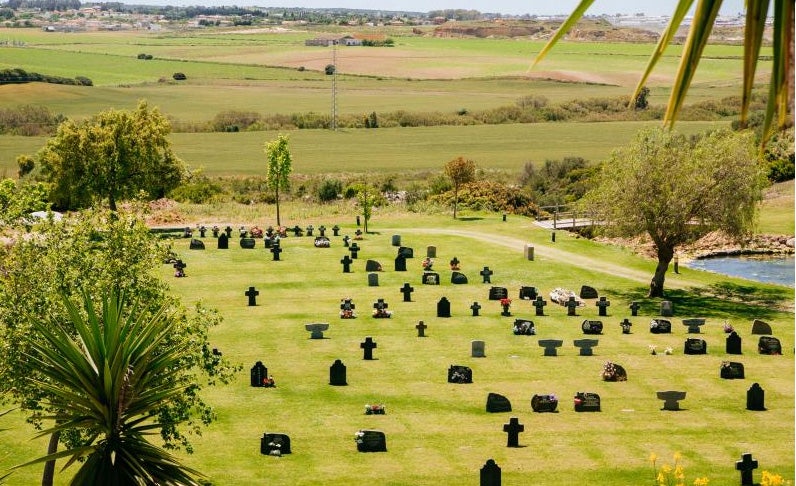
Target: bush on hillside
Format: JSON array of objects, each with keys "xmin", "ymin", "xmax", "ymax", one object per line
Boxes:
[{"xmin": 430, "ymin": 180, "xmax": 541, "ymax": 217}]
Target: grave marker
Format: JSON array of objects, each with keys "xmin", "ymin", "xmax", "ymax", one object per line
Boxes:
[
  {"xmin": 270, "ymin": 245, "xmax": 282, "ymax": 261},
  {"xmin": 360, "ymin": 336, "xmax": 377, "ymax": 360},
  {"xmin": 683, "ymin": 338, "xmax": 707, "ymax": 355},
  {"xmin": 245, "ymin": 286, "xmax": 259, "ymax": 306},
  {"xmin": 486, "ymin": 393, "xmax": 511, "ymax": 413},
  {"xmin": 601, "ymin": 361, "xmax": 627, "ymax": 381},
  {"xmin": 332, "ymin": 225, "xmax": 340, "ymax": 236},
  {"xmin": 415, "ymin": 321, "xmax": 427, "ymax": 337},
  {"xmin": 394, "ymin": 254, "xmax": 407, "ymax": 272},
  {"xmin": 629, "ymin": 301, "xmax": 641, "ymax": 316},
  {"xmin": 355, "ymin": 430, "xmax": 386, "ymax": 452},
  {"xmin": 682, "ymin": 318, "xmax": 706, "ymax": 333},
  {"xmin": 400, "ymin": 283, "xmax": 414, "ymax": 302},
  {"xmin": 574, "ymin": 339, "xmax": 599, "ymax": 356},
  {"xmin": 448, "ymin": 365, "xmax": 472, "ymax": 384},
  {"xmin": 735, "ymin": 453, "xmax": 758, "ymax": 486},
  {"xmin": 422, "ymin": 272, "xmax": 440, "ymax": 285},
  {"xmin": 240, "ymin": 237, "xmax": 256, "ymax": 249},
  {"xmin": 471, "ymin": 340, "xmax": 485, "ymax": 358},
  {"xmin": 451, "ymin": 271, "xmax": 468, "ymax": 284},
  {"xmin": 427, "ymin": 245, "xmax": 437, "ymax": 258},
  {"xmin": 318, "ymin": 225, "xmax": 326, "ymax": 237},
  {"xmin": 343, "ymin": 235, "xmax": 351, "ymax": 247},
  {"xmin": 470, "ymin": 301, "xmax": 482, "ymax": 316},
  {"xmin": 173, "ymin": 260, "xmax": 187, "ymax": 277},
  {"xmin": 261, "ymin": 433, "xmax": 291, "ymax": 456},
  {"xmin": 519, "ymin": 286, "xmax": 537, "ymax": 300},
  {"xmin": 596, "ymin": 297, "xmax": 610, "ymax": 316},
  {"xmin": 538, "ymin": 339, "xmax": 563, "ymax": 356},
  {"xmin": 726, "ymin": 331, "xmax": 742, "ymax": 354},
  {"xmin": 746, "ymin": 383, "xmax": 765, "ymax": 411},
  {"xmin": 480, "ymin": 459, "xmax": 501, "ymax": 486},
  {"xmin": 565, "ymin": 297, "xmax": 579, "ymax": 316},
  {"xmin": 502, "ymin": 417, "xmax": 524, "ymax": 447},
  {"xmin": 313, "ymin": 236, "xmax": 330, "ymax": 248},
  {"xmin": 512, "ymin": 319, "xmax": 535, "ymax": 335},
  {"xmin": 365, "ymin": 260, "xmax": 382, "ymax": 272},
  {"xmin": 372, "ymin": 298, "xmax": 391, "ymax": 318},
  {"xmin": 580, "ymin": 285, "xmax": 598, "ymax": 299},
  {"xmin": 657, "ymin": 391, "xmax": 686, "ymax": 411},
  {"xmin": 531, "ymin": 394, "xmax": 558, "ymax": 413},
  {"xmin": 751, "ymin": 319, "xmax": 772, "ymax": 335},
  {"xmin": 224, "ymin": 226, "xmax": 233, "ymax": 238},
  {"xmin": 189, "ymin": 238, "xmax": 205, "ymax": 250},
  {"xmin": 391, "ymin": 234, "xmax": 401, "ymax": 246},
  {"xmin": 367, "ymin": 273, "xmax": 379, "ymax": 287},
  {"xmin": 720, "ymin": 361, "xmax": 745, "ymax": 379},
  {"xmin": 340, "ymin": 298, "xmax": 356, "ymax": 318},
  {"xmin": 349, "ymin": 242, "xmax": 360, "ymax": 259},
  {"xmin": 620, "ymin": 318, "xmax": 633, "ymax": 334},
  {"xmin": 480, "ymin": 267, "xmax": 494, "ymax": 284},
  {"xmin": 305, "ymin": 225, "xmax": 314, "ymax": 236},
  {"xmin": 449, "ymin": 256, "xmax": 460, "ymax": 270},
  {"xmin": 660, "ymin": 300, "xmax": 673, "ymax": 317},
  {"xmin": 329, "ymin": 359, "xmax": 347, "ymax": 386},
  {"xmin": 650, "ymin": 319, "xmax": 672, "ymax": 334},
  {"xmin": 305, "ymin": 323, "xmax": 329, "ymax": 339},
  {"xmin": 488, "ymin": 287, "xmax": 508, "ymax": 300},
  {"xmin": 573, "ymin": 392, "xmax": 601, "ymax": 412},
  {"xmin": 437, "ymin": 297, "xmax": 451, "ymax": 318},
  {"xmin": 581, "ymin": 320, "xmax": 603, "ymax": 335},
  {"xmin": 340, "ymin": 255, "xmax": 353, "ymax": 273},
  {"xmin": 532, "ymin": 296, "xmax": 547, "ymax": 316},
  {"xmin": 250, "ymin": 361, "xmax": 268, "ymax": 387},
  {"xmin": 523, "ymin": 244, "xmax": 534, "ymax": 261},
  {"xmin": 398, "ymin": 246, "xmax": 414, "ymax": 259},
  {"xmin": 757, "ymin": 336, "xmax": 782, "ymax": 355}
]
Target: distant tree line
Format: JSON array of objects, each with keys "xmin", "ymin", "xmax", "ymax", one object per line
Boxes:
[
  {"xmin": 0, "ymin": 68, "xmax": 92, "ymax": 86},
  {"xmin": 427, "ymin": 9, "xmax": 483, "ymax": 20},
  {"xmin": 4, "ymin": 0, "xmax": 79, "ymax": 11}
]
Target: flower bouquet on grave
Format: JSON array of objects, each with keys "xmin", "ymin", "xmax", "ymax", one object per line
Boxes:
[
  {"xmin": 250, "ymin": 226, "xmax": 263, "ymax": 238},
  {"xmin": 601, "ymin": 361, "xmax": 627, "ymax": 382},
  {"xmin": 421, "ymin": 257, "xmax": 434, "ymax": 270},
  {"xmin": 365, "ymin": 404, "xmax": 386, "ymax": 415},
  {"xmin": 262, "ymin": 375, "xmax": 276, "ymax": 388},
  {"xmin": 723, "ymin": 320, "xmax": 734, "ymax": 333},
  {"xmin": 354, "ymin": 431, "xmax": 365, "ymax": 444},
  {"xmin": 648, "ymin": 344, "xmax": 657, "ymax": 355},
  {"xmin": 500, "ymin": 298, "xmax": 512, "ymax": 316}
]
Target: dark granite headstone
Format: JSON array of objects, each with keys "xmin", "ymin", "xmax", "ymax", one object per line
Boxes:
[
  {"xmin": 538, "ymin": 339, "xmax": 563, "ymax": 356},
  {"xmin": 518, "ymin": 286, "xmax": 537, "ymax": 300},
  {"xmin": 305, "ymin": 323, "xmax": 329, "ymax": 339},
  {"xmin": 650, "ymin": 319, "xmax": 672, "ymax": 334},
  {"xmin": 601, "ymin": 362, "xmax": 627, "ymax": 381},
  {"xmin": 189, "ymin": 238, "xmax": 205, "ymax": 250},
  {"xmin": 245, "ymin": 286, "xmax": 259, "ymax": 306},
  {"xmin": 726, "ymin": 331, "xmax": 742, "ymax": 354},
  {"xmin": 660, "ymin": 300, "xmax": 673, "ymax": 317},
  {"xmin": 398, "ymin": 246, "xmax": 414, "ymax": 259},
  {"xmin": 261, "ymin": 433, "xmax": 291, "ymax": 456},
  {"xmin": 355, "ymin": 430, "xmax": 387, "ymax": 452},
  {"xmin": 240, "ymin": 237, "xmax": 256, "ymax": 249},
  {"xmin": 751, "ymin": 319, "xmax": 772, "ymax": 335},
  {"xmin": 448, "ymin": 365, "xmax": 472, "ymax": 384},
  {"xmin": 746, "ymin": 383, "xmax": 765, "ymax": 411},
  {"xmin": 564, "ymin": 297, "xmax": 579, "ymax": 316},
  {"xmin": 580, "ymin": 285, "xmax": 598, "ymax": 299},
  {"xmin": 340, "ymin": 255, "xmax": 353, "ymax": 273},
  {"xmin": 250, "ymin": 361, "xmax": 268, "ymax": 387},
  {"xmin": 480, "ymin": 459, "xmax": 501, "ymax": 486},
  {"xmin": 480, "ymin": 267, "xmax": 494, "ymax": 284},
  {"xmin": 657, "ymin": 390, "xmax": 686, "ymax": 411},
  {"xmin": 532, "ymin": 296, "xmax": 547, "ymax": 316},
  {"xmin": 683, "ymin": 338, "xmax": 707, "ymax": 355},
  {"xmin": 314, "ymin": 236, "xmax": 330, "ymax": 248},
  {"xmin": 531, "ymin": 394, "xmax": 558, "ymax": 413},
  {"xmin": 757, "ymin": 336, "xmax": 782, "ymax": 355},
  {"xmin": 486, "ymin": 393, "xmax": 512, "ymax": 413},
  {"xmin": 415, "ymin": 321, "xmax": 427, "ymax": 337},
  {"xmin": 391, "ymin": 234, "xmax": 401, "ymax": 246},
  {"xmin": 574, "ymin": 339, "xmax": 599, "ymax": 356},
  {"xmin": 682, "ymin": 318, "xmax": 706, "ymax": 333},
  {"xmin": 596, "ymin": 297, "xmax": 610, "ymax": 316},
  {"xmin": 720, "ymin": 361, "xmax": 745, "ymax": 379},
  {"xmin": 217, "ymin": 233, "xmax": 229, "ymax": 249},
  {"xmin": 394, "ymin": 254, "xmax": 407, "ymax": 272},
  {"xmin": 620, "ymin": 318, "xmax": 632, "ymax": 334},
  {"xmin": 513, "ymin": 319, "xmax": 535, "ymax": 336},
  {"xmin": 400, "ymin": 283, "xmax": 414, "ymax": 302},
  {"xmin": 422, "ymin": 272, "xmax": 440, "ymax": 285},
  {"xmin": 488, "ymin": 287, "xmax": 508, "ymax": 300},
  {"xmin": 329, "ymin": 359, "xmax": 347, "ymax": 386},
  {"xmin": 360, "ymin": 336, "xmax": 377, "ymax": 360},
  {"xmin": 426, "ymin": 245, "xmax": 436, "ymax": 258},
  {"xmin": 437, "ymin": 297, "xmax": 451, "ymax": 318},
  {"xmin": 451, "ymin": 272, "xmax": 468, "ymax": 284},
  {"xmin": 573, "ymin": 392, "xmax": 601, "ymax": 412},
  {"xmin": 502, "ymin": 417, "xmax": 524, "ymax": 447},
  {"xmin": 629, "ymin": 301, "xmax": 641, "ymax": 316},
  {"xmin": 368, "ymin": 273, "xmax": 379, "ymax": 287},
  {"xmin": 735, "ymin": 453, "xmax": 759, "ymax": 485},
  {"xmin": 581, "ymin": 320, "xmax": 603, "ymax": 335},
  {"xmin": 470, "ymin": 301, "xmax": 482, "ymax": 316},
  {"xmin": 365, "ymin": 260, "xmax": 382, "ymax": 272}
]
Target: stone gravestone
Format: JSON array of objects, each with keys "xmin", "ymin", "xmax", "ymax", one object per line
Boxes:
[
  {"xmin": 245, "ymin": 286, "xmax": 259, "ymax": 306},
  {"xmin": 470, "ymin": 302, "xmax": 482, "ymax": 316},
  {"xmin": 437, "ymin": 297, "xmax": 451, "ymax": 318},
  {"xmin": 512, "ymin": 319, "xmax": 535, "ymax": 336},
  {"xmin": 523, "ymin": 244, "xmax": 534, "ymax": 261},
  {"xmin": 720, "ymin": 361, "xmax": 745, "ymax": 379},
  {"xmin": 574, "ymin": 339, "xmax": 599, "ymax": 356},
  {"xmin": 573, "ymin": 392, "xmax": 601, "ymax": 412},
  {"xmin": 531, "ymin": 394, "xmax": 558, "ymax": 413},
  {"xmin": 751, "ymin": 319, "xmax": 772, "ymax": 335},
  {"xmin": 332, "ymin": 225, "xmax": 340, "ymax": 236},
  {"xmin": 757, "ymin": 336, "xmax": 782, "ymax": 355},
  {"xmin": 394, "ymin": 254, "xmax": 407, "ymax": 272},
  {"xmin": 683, "ymin": 338, "xmax": 707, "ymax": 355},
  {"xmin": 349, "ymin": 242, "xmax": 360, "ymax": 259},
  {"xmin": 682, "ymin": 318, "xmax": 706, "ymax": 333},
  {"xmin": 657, "ymin": 391, "xmax": 686, "ymax": 411},
  {"xmin": 318, "ymin": 225, "xmax": 326, "ymax": 237},
  {"xmin": 471, "ymin": 340, "xmax": 485, "ymax": 358},
  {"xmin": 538, "ymin": 339, "xmax": 563, "ymax": 357},
  {"xmin": 735, "ymin": 453, "xmax": 759, "ymax": 486},
  {"xmin": 217, "ymin": 233, "xmax": 229, "ymax": 249},
  {"xmin": 340, "ymin": 255, "xmax": 353, "ymax": 273},
  {"xmin": 329, "ymin": 359, "xmax": 347, "ymax": 386},
  {"xmin": 449, "ymin": 256, "xmax": 460, "ymax": 270},
  {"xmin": 488, "ymin": 287, "xmax": 508, "ymax": 300},
  {"xmin": 173, "ymin": 260, "xmax": 187, "ymax": 278},
  {"xmin": 224, "ymin": 226, "xmax": 233, "ymax": 238},
  {"xmin": 365, "ymin": 260, "xmax": 382, "ymax": 272},
  {"xmin": 486, "ymin": 393, "xmax": 511, "ymax": 413},
  {"xmin": 451, "ymin": 272, "xmax": 468, "ymax": 284},
  {"xmin": 360, "ymin": 337, "xmax": 377, "ymax": 360},
  {"xmin": 270, "ymin": 245, "xmax": 282, "ymax": 261},
  {"xmin": 620, "ymin": 318, "xmax": 633, "ymax": 334},
  {"xmin": 581, "ymin": 320, "xmax": 603, "ymax": 335},
  {"xmin": 629, "ymin": 301, "xmax": 641, "ymax": 316},
  {"xmin": 340, "ymin": 298, "xmax": 356, "ymax": 319},
  {"xmin": 368, "ymin": 273, "xmax": 379, "ymax": 287},
  {"xmin": 480, "ymin": 267, "xmax": 494, "ymax": 284},
  {"xmin": 596, "ymin": 297, "xmax": 611, "ymax": 316},
  {"xmin": 448, "ymin": 365, "xmax": 472, "ymax": 384},
  {"xmin": 533, "ymin": 296, "xmax": 547, "ymax": 316},
  {"xmin": 565, "ymin": 297, "xmax": 579, "ymax": 316},
  {"xmin": 355, "ymin": 430, "xmax": 386, "ymax": 452},
  {"xmin": 480, "ymin": 459, "xmax": 501, "ymax": 486},
  {"xmin": 422, "ymin": 272, "xmax": 440, "ymax": 285},
  {"xmin": 391, "ymin": 234, "xmax": 401, "ymax": 246},
  {"xmin": 398, "ymin": 246, "xmax": 414, "ymax": 259},
  {"xmin": 313, "ymin": 236, "xmax": 330, "ymax": 248},
  {"xmin": 601, "ymin": 362, "xmax": 627, "ymax": 382},
  {"xmin": 305, "ymin": 225, "xmax": 314, "ymax": 236},
  {"xmin": 415, "ymin": 321, "xmax": 427, "ymax": 337},
  {"xmin": 189, "ymin": 238, "xmax": 205, "ymax": 250},
  {"xmin": 427, "ymin": 245, "xmax": 437, "ymax": 258},
  {"xmin": 660, "ymin": 300, "xmax": 673, "ymax": 317},
  {"xmin": 650, "ymin": 319, "xmax": 672, "ymax": 334},
  {"xmin": 342, "ymin": 235, "xmax": 351, "ymax": 247},
  {"xmin": 261, "ymin": 433, "xmax": 291, "ymax": 456},
  {"xmin": 372, "ymin": 299, "xmax": 391, "ymax": 318},
  {"xmin": 400, "ymin": 283, "xmax": 414, "ymax": 302},
  {"xmin": 502, "ymin": 417, "xmax": 524, "ymax": 447},
  {"xmin": 580, "ymin": 285, "xmax": 598, "ymax": 299},
  {"xmin": 726, "ymin": 331, "xmax": 742, "ymax": 354},
  {"xmin": 250, "ymin": 361, "xmax": 268, "ymax": 387},
  {"xmin": 746, "ymin": 383, "xmax": 766, "ymax": 411},
  {"xmin": 240, "ymin": 237, "xmax": 256, "ymax": 249},
  {"xmin": 305, "ymin": 323, "xmax": 329, "ymax": 339},
  {"xmin": 518, "ymin": 286, "xmax": 537, "ymax": 300}
]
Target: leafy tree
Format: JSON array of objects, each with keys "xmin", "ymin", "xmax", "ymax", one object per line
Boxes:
[
  {"xmin": 583, "ymin": 128, "xmax": 765, "ymax": 297},
  {"xmin": 16, "ymin": 154, "xmax": 34, "ymax": 178},
  {"xmin": 444, "ymin": 156, "xmax": 476, "ymax": 219},
  {"xmin": 17, "ymin": 292, "xmax": 204, "ymax": 485},
  {"xmin": 264, "ymin": 134, "xmax": 293, "ymax": 227},
  {"xmin": 355, "ymin": 183, "xmax": 377, "ymax": 233},
  {"xmin": 534, "ymin": 0, "xmax": 793, "ymax": 145},
  {"xmin": 0, "ymin": 207, "xmax": 236, "ymax": 485},
  {"xmin": 37, "ymin": 101, "xmax": 185, "ymax": 211}
]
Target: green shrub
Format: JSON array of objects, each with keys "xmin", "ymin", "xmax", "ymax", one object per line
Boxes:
[
  {"xmin": 430, "ymin": 180, "xmax": 540, "ymax": 217},
  {"xmin": 317, "ymin": 179, "xmax": 342, "ymax": 202}
]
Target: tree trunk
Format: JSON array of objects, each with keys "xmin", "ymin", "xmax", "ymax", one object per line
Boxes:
[
  {"xmin": 649, "ymin": 244, "xmax": 674, "ymax": 298},
  {"xmin": 453, "ymin": 185, "xmax": 458, "ymax": 219},
  {"xmin": 41, "ymin": 430, "xmax": 60, "ymax": 486},
  {"xmin": 275, "ymin": 186, "xmax": 281, "ymax": 227}
]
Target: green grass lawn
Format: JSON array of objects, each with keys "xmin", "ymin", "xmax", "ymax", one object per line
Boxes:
[{"xmin": 1, "ymin": 212, "xmax": 791, "ymax": 485}]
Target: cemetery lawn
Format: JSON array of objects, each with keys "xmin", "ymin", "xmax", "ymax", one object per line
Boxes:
[{"xmin": 3, "ymin": 212, "xmax": 791, "ymax": 485}]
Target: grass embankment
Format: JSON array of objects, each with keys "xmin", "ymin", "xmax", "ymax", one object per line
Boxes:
[{"xmin": 2, "ymin": 212, "xmax": 791, "ymax": 485}]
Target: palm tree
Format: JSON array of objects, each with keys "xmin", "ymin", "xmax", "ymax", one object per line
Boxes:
[
  {"xmin": 533, "ymin": 0, "xmax": 793, "ymax": 145},
  {"xmin": 17, "ymin": 292, "xmax": 204, "ymax": 485}
]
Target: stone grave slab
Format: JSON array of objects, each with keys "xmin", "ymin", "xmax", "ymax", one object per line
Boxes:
[
  {"xmin": 486, "ymin": 393, "xmax": 512, "ymax": 413},
  {"xmin": 531, "ymin": 394, "xmax": 558, "ymax": 413},
  {"xmin": 305, "ymin": 323, "xmax": 329, "ymax": 339},
  {"xmin": 657, "ymin": 390, "xmax": 686, "ymax": 411},
  {"xmin": 573, "ymin": 392, "xmax": 601, "ymax": 412},
  {"xmin": 448, "ymin": 365, "xmax": 472, "ymax": 384},
  {"xmin": 720, "ymin": 361, "xmax": 745, "ymax": 379},
  {"xmin": 355, "ymin": 430, "xmax": 386, "ymax": 452},
  {"xmin": 683, "ymin": 338, "xmax": 707, "ymax": 355},
  {"xmin": 261, "ymin": 433, "xmax": 291, "ymax": 456}
]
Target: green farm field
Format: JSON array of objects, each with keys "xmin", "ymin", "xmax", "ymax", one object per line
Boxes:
[{"xmin": 1, "ymin": 213, "xmax": 792, "ymax": 485}]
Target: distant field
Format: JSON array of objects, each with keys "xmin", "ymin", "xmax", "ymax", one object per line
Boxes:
[{"xmin": 0, "ymin": 121, "xmax": 728, "ymax": 177}]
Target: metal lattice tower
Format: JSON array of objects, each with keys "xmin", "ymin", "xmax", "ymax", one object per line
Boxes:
[{"xmin": 331, "ymin": 40, "xmax": 338, "ymax": 131}]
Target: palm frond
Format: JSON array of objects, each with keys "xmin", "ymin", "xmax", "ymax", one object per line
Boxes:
[
  {"xmin": 741, "ymin": 0, "xmax": 771, "ymax": 125},
  {"xmin": 530, "ymin": 0, "xmax": 595, "ymax": 69},
  {"xmin": 762, "ymin": 0, "xmax": 794, "ymax": 144}
]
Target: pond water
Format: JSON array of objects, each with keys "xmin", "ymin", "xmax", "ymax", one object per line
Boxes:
[{"xmin": 684, "ymin": 255, "xmax": 795, "ymax": 287}]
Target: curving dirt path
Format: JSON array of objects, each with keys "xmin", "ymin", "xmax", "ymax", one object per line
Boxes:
[{"xmin": 387, "ymin": 227, "xmax": 705, "ymax": 290}]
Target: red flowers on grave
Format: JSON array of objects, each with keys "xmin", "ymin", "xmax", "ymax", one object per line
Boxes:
[
  {"xmin": 421, "ymin": 257, "xmax": 434, "ymax": 270},
  {"xmin": 500, "ymin": 298, "xmax": 512, "ymax": 307}
]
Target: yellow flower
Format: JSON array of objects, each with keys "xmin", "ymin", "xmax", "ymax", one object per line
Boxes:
[
  {"xmin": 693, "ymin": 477, "xmax": 710, "ymax": 486},
  {"xmin": 675, "ymin": 464, "xmax": 685, "ymax": 480},
  {"xmin": 673, "ymin": 451, "xmax": 683, "ymax": 463},
  {"xmin": 657, "ymin": 471, "xmax": 667, "ymax": 485},
  {"xmin": 762, "ymin": 470, "xmax": 784, "ymax": 486},
  {"xmin": 662, "ymin": 464, "xmax": 673, "ymax": 474},
  {"xmin": 649, "ymin": 452, "xmax": 659, "ymax": 464}
]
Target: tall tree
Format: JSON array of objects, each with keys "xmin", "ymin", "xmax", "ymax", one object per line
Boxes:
[
  {"xmin": 584, "ymin": 128, "xmax": 765, "ymax": 297},
  {"xmin": 0, "ymin": 207, "xmax": 236, "ymax": 485},
  {"xmin": 37, "ymin": 100, "xmax": 185, "ymax": 211},
  {"xmin": 18, "ymin": 291, "xmax": 204, "ymax": 485},
  {"xmin": 264, "ymin": 134, "xmax": 293, "ymax": 227},
  {"xmin": 355, "ymin": 183, "xmax": 377, "ymax": 233},
  {"xmin": 533, "ymin": 0, "xmax": 793, "ymax": 145},
  {"xmin": 444, "ymin": 156, "xmax": 476, "ymax": 219}
]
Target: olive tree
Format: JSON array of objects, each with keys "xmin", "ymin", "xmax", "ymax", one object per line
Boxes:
[{"xmin": 584, "ymin": 128, "xmax": 765, "ymax": 297}]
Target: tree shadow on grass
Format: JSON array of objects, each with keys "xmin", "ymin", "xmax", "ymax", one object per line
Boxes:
[
  {"xmin": 608, "ymin": 283, "xmax": 791, "ymax": 321},
  {"xmin": 457, "ymin": 217, "xmax": 484, "ymax": 221}
]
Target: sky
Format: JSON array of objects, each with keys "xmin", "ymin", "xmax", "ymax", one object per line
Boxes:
[{"xmin": 133, "ymin": 0, "xmax": 748, "ymax": 17}]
